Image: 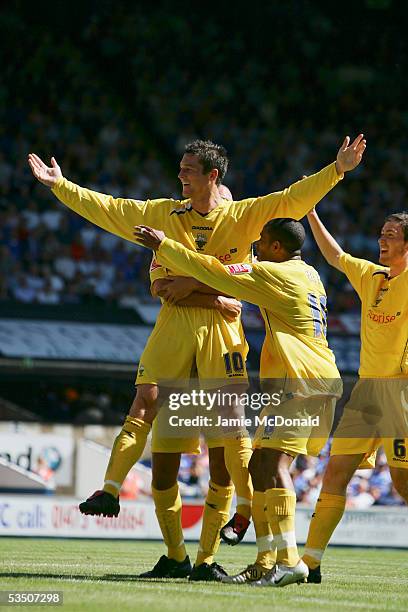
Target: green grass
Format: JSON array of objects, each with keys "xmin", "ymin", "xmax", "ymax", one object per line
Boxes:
[{"xmin": 1, "ymin": 539, "xmax": 408, "ymax": 611}]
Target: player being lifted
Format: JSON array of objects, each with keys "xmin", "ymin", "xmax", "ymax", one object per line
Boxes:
[
  {"xmin": 134, "ymin": 216, "xmax": 341, "ymax": 587},
  {"xmin": 299, "ymin": 208, "xmax": 408, "ymax": 584},
  {"xmin": 28, "ymin": 134, "xmax": 364, "ymax": 581}
]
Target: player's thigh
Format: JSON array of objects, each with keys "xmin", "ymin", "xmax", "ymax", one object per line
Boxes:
[
  {"xmin": 129, "ymin": 384, "xmax": 159, "ymax": 421},
  {"xmin": 321, "ymin": 454, "xmax": 367, "ymax": 495},
  {"xmin": 331, "ymin": 380, "xmax": 380, "ymax": 464},
  {"xmin": 388, "ymin": 465, "xmax": 408, "ymax": 500},
  {"xmin": 151, "ymin": 408, "xmax": 201, "ymax": 455},
  {"xmin": 196, "ymin": 314, "xmax": 248, "ymax": 386},
  {"xmin": 136, "ymin": 305, "xmax": 197, "ymax": 385}
]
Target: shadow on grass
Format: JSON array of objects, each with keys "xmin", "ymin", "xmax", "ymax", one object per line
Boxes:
[{"xmin": 0, "ymin": 572, "xmax": 190, "ymax": 584}]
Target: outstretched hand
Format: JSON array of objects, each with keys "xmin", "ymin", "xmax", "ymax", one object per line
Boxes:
[
  {"xmin": 134, "ymin": 225, "xmax": 166, "ymax": 250},
  {"xmin": 28, "ymin": 154, "xmax": 62, "ymax": 187},
  {"xmin": 336, "ymin": 134, "xmax": 366, "ymax": 174}
]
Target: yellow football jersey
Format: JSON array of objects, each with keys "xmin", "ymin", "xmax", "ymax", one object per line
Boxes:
[
  {"xmin": 339, "ymin": 252, "xmax": 408, "ymax": 377},
  {"xmin": 52, "ymin": 162, "xmax": 342, "ymax": 277},
  {"xmin": 157, "ymin": 238, "xmax": 341, "ymax": 390}
]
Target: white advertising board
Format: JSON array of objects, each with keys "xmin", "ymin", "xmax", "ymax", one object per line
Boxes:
[
  {"xmin": 0, "ymin": 432, "xmax": 74, "ymax": 487},
  {"xmin": 1, "ymin": 496, "xmax": 407, "ymax": 548}
]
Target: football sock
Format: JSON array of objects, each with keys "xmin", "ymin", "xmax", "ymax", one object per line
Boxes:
[
  {"xmin": 223, "ymin": 437, "xmax": 253, "ymax": 520},
  {"xmin": 303, "ymin": 492, "xmax": 346, "ymax": 569},
  {"xmin": 265, "ymin": 488, "xmax": 298, "ymax": 567},
  {"xmin": 195, "ymin": 480, "xmax": 234, "ymax": 566},
  {"xmin": 152, "ymin": 483, "xmax": 187, "ymax": 562},
  {"xmin": 103, "ymin": 416, "xmax": 151, "ymax": 497},
  {"xmin": 252, "ymin": 490, "xmax": 276, "ymax": 569}
]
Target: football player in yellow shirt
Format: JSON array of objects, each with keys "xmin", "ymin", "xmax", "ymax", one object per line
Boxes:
[
  {"xmin": 134, "ymin": 217, "xmax": 343, "ymax": 587},
  {"xmin": 28, "ymin": 134, "xmax": 365, "ymax": 581},
  {"xmin": 301, "ymin": 208, "xmax": 408, "ymax": 584}
]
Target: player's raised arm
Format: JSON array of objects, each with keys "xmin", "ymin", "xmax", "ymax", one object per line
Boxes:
[
  {"xmin": 240, "ymin": 134, "xmax": 366, "ymax": 237},
  {"xmin": 28, "ymin": 153, "xmax": 159, "ymax": 244},
  {"xmin": 134, "ymin": 225, "xmax": 278, "ymax": 310},
  {"xmin": 28, "ymin": 153, "xmax": 62, "ymax": 187},
  {"xmin": 306, "ymin": 208, "xmax": 344, "ymax": 271}
]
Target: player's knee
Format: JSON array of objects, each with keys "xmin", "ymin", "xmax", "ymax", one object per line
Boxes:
[
  {"xmin": 322, "ymin": 458, "xmax": 352, "ymax": 493},
  {"xmin": 130, "ymin": 384, "xmax": 158, "ymax": 421},
  {"xmin": 209, "ymin": 448, "xmax": 231, "ymax": 486},
  {"xmin": 260, "ymin": 449, "xmax": 294, "ymax": 489},
  {"xmin": 152, "ymin": 453, "xmax": 180, "ymax": 490}
]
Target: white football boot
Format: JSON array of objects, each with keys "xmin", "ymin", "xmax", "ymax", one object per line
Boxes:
[{"xmin": 252, "ymin": 559, "xmax": 309, "ymax": 587}]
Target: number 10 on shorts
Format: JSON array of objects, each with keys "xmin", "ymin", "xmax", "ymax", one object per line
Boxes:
[{"xmin": 223, "ymin": 351, "xmax": 244, "ymax": 376}]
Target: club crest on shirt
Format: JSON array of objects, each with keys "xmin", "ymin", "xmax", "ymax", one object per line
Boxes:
[{"xmin": 194, "ymin": 233, "xmax": 208, "ymax": 251}]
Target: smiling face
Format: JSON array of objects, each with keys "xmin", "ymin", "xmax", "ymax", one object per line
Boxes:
[
  {"xmin": 378, "ymin": 221, "xmax": 408, "ymax": 266},
  {"xmin": 178, "ymin": 153, "xmax": 217, "ymax": 199}
]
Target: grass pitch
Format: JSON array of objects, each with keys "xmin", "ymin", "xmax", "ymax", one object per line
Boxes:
[{"xmin": 1, "ymin": 539, "xmax": 407, "ymax": 611}]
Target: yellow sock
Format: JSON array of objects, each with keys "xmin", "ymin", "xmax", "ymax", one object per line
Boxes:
[
  {"xmin": 195, "ymin": 480, "xmax": 234, "ymax": 566},
  {"xmin": 252, "ymin": 490, "xmax": 276, "ymax": 569},
  {"xmin": 103, "ymin": 416, "xmax": 151, "ymax": 497},
  {"xmin": 303, "ymin": 492, "xmax": 346, "ymax": 569},
  {"xmin": 152, "ymin": 484, "xmax": 187, "ymax": 562},
  {"xmin": 265, "ymin": 488, "xmax": 298, "ymax": 567},
  {"xmin": 223, "ymin": 437, "xmax": 253, "ymax": 520}
]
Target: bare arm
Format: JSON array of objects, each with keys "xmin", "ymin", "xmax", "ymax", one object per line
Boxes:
[
  {"xmin": 151, "ymin": 276, "xmax": 232, "ymax": 303},
  {"xmin": 307, "ymin": 208, "xmax": 344, "ymax": 271},
  {"xmin": 151, "ymin": 279, "xmax": 241, "ymax": 321}
]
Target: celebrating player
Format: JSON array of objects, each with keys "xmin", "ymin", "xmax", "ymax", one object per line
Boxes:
[
  {"xmin": 134, "ymin": 218, "xmax": 343, "ymax": 587},
  {"xmin": 299, "ymin": 208, "xmax": 408, "ymax": 583},
  {"xmin": 28, "ymin": 134, "xmax": 364, "ymax": 581}
]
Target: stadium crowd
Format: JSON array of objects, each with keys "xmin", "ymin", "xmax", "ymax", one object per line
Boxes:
[{"xmin": 2, "ymin": 5, "xmax": 408, "ymax": 314}]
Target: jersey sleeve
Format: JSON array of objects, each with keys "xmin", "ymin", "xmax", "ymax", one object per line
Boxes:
[
  {"xmin": 52, "ymin": 178, "xmax": 170, "ymax": 243},
  {"xmin": 157, "ymin": 238, "xmax": 284, "ymax": 309},
  {"xmin": 149, "ymin": 254, "xmax": 168, "ymax": 285},
  {"xmin": 238, "ymin": 162, "xmax": 343, "ymax": 240},
  {"xmin": 339, "ymin": 252, "xmax": 379, "ymax": 298}
]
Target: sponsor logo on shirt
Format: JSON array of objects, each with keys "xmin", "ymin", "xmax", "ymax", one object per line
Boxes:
[
  {"xmin": 226, "ymin": 263, "xmax": 253, "ymax": 275},
  {"xmin": 367, "ymin": 309, "xmax": 401, "ymax": 324},
  {"xmin": 192, "ymin": 226, "xmax": 213, "ymax": 231}
]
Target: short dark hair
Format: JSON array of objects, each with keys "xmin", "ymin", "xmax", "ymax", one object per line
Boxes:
[
  {"xmin": 384, "ymin": 211, "xmax": 408, "ymax": 241},
  {"xmin": 264, "ymin": 218, "xmax": 306, "ymax": 253},
  {"xmin": 184, "ymin": 139, "xmax": 228, "ymax": 185}
]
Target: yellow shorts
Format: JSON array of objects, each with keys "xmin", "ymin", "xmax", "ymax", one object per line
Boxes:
[
  {"xmin": 331, "ymin": 378, "xmax": 408, "ymax": 469},
  {"xmin": 139, "ymin": 303, "xmax": 249, "ymax": 453},
  {"xmin": 136, "ymin": 303, "xmax": 248, "ymax": 386},
  {"xmin": 253, "ymin": 395, "xmax": 336, "ymax": 457}
]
